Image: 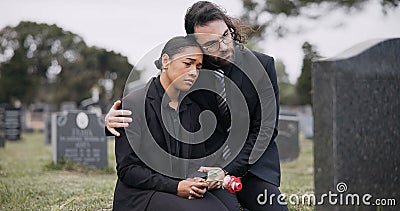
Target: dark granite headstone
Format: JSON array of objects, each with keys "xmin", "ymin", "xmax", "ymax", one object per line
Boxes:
[
  {"xmin": 4, "ymin": 106, "xmax": 22, "ymax": 141},
  {"xmin": 51, "ymin": 111, "xmax": 107, "ymax": 169},
  {"xmin": 276, "ymin": 115, "xmax": 299, "ymax": 162},
  {"xmin": 313, "ymin": 38, "xmax": 400, "ymax": 211},
  {"xmin": 0, "ymin": 105, "xmax": 5, "ymax": 147}
]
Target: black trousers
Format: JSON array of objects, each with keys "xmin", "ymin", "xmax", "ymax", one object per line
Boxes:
[
  {"xmin": 237, "ymin": 173, "xmax": 288, "ymax": 211},
  {"xmin": 209, "ymin": 189, "xmax": 241, "ymax": 211},
  {"xmin": 146, "ymin": 189, "xmax": 240, "ymax": 211},
  {"xmin": 146, "ymin": 173, "xmax": 288, "ymax": 211}
]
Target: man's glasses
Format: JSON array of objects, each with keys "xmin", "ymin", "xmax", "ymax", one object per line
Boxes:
[{"xmin": 201, "ymin": 30, "xmax": 233, "ymax": 53}]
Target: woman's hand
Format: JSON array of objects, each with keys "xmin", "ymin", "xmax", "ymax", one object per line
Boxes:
[
  {"xmin": 198, "ymin": 166, "xmax": 225, "ymax": 190},
  {"xmin": 177, "ymin": 178, "xmax": 208, "ymax": 199},
  {"xmin": 105, "ymin": 100, "xmax": 133, "ymax": 136}
]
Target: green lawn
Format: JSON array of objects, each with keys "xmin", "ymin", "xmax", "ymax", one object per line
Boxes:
[
  {"xmin": 281, "ymin": 135, "xmax": 314, "ymax": 210},
  {"xmin": 0, "ymin": 132, "xmax": 314, "ymax": 210}
]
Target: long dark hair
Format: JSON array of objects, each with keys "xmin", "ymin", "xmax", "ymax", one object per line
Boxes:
[
  {"xmin": 184, "ymin": 1, "xmax": 250, "ymax": 44},
  {"xmin": 154, "ymin": 36, "xmax": 200, "ymax": 70}
]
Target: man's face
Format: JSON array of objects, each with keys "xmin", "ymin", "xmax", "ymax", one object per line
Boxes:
[{"xmin": 194, "ymin": 20, "xmax": 235, "ymax": 67}]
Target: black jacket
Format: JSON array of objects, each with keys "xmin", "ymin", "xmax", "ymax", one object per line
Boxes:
[
  {"xmin": 113, "ymin": 77, "xmax": 205, "ymax": 211},
  {"xmin": 110, "ymin": 48, "xmax": 281, "ymax": 189},
  {"xmin": 190, "ymin": 48, "xmax": 281, "ymax": 186}
]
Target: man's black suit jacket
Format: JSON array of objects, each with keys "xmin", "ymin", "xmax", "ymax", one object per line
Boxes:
[{"xmin": 189, "ymin": 47, "xmax": 281, "ymax": 187}]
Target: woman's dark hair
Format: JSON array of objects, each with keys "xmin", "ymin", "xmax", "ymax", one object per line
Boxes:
[
  {"xmin": 184, "ymin": 1, "xmax": 250, "ymax": 44},
  {"xmin": 154, "ymin": 36, "xmax": 200, "ymax": 70}
]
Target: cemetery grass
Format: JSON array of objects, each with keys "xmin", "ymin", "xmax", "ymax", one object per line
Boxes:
[
  {"xmin": 0, "ymin": 132, "xmax": 314, "ymax": 210},
  {"xmin": 281, "ymin": 134, "xmax": 314, "ymax": 211},
  {"xmin": 0, "ymin": 132, "xmax": 117, "ymax": 210}
]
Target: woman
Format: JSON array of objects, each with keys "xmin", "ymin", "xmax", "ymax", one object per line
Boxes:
[{"xmin": 113, "ymin": 36, "xmax": 234, "ymax": 211}]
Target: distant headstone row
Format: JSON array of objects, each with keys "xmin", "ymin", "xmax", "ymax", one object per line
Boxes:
[{"xmin": 313, "ymin": 38, "xmax": 400, "ymax": 211}]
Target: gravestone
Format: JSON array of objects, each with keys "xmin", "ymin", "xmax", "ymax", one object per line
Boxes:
[
  {"xmin": 313, "ymin": 38, "xmax": 400, "ymax": 211},
  {"xmin": 4, "ymin": 106, "xmax": 22, "ymax": 141},
  {"xmin": 51, "ymin": 111, "xmax": 107, "ymax": 169},
  {"xmin": 276, "ymin": 114, "xmax": 299, "ymax": 162},
  {"xmin": 0, "ymin": 105, "xmax": 5, "ymax": 147}
]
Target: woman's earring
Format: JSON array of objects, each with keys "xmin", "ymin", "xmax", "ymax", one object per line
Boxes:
[{"xmin": 162, "ymin": 66, "xmax": 167, "ymax": 72}]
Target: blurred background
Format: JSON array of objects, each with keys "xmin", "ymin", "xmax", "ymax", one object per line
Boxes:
[
  {"xmin": 0, "ymin": 1, "xmax": 399, "ymax": 210},
  {"xmin": 0, "ymin": 0, "xmax": 399, "ymax": 128}
]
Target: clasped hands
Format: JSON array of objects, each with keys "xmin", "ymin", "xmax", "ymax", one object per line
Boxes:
[
  {"xmin": 178, "ymin": 167, "xmax": 226, "ymax": 200},
  {"xmin": 178, "ymin": 177, "xmax": 207, "ymax": 200}
]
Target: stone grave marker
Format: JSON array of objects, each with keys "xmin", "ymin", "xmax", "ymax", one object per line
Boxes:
[
  {"xmin": 4, "ymin": 106, "xmax": 22, "ymax": 141},
  {"xmin": 276, "ymin": 114, "xmax": 300, "ymax": 162},
  {"xmin": 51, "ymin": 111, "xmax": 107, "ymax": 169},
  {"xmin": 313, "ymin": 38, "xmax": 400, "ymax": 211}
]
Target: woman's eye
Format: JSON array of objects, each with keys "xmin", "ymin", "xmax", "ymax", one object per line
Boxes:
[{"xmin": 183, "ymin": 62, "xmax": 191, "ymax": 67}]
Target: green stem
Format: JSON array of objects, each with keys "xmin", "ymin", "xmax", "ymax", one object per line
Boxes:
[{"xmin": 205, "ymin": 180, "xmax": 223, "ymax": 182}]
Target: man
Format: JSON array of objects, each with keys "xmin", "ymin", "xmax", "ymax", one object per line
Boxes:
[{"xmin": 106, "ymin": 2, "xmax": 287, "ymax": 210}]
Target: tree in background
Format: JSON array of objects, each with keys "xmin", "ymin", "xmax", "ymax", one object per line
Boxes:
[
  {"xmin": 0, "ymin": 21, "xmax": 139, "ymax": 108},
  {"xmin": 296, "ymin": 42, "xmax": 320, "ymax": 105},
  {"xmin": 275, "ymin": 59, "xmax": 297, "ymax": 105},
  {"xmin": 239, "ymin": 0, "xmax": 398, "ymax": 105},
  {"xmin": 241, "ymin": 0, "xmax": 399, "ymax": 40}
]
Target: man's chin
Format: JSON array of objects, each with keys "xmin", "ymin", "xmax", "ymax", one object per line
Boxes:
[
  {"xmin": 218, "ymin": 54, "xmax": 234, "ymax": 66},
  {"xmin": 204, "ymin": 54, "xmax": 234, "ymax": 68}
]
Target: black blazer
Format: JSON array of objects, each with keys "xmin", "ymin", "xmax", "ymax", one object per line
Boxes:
[
  {"xmin": 109, "ymin": 48, "xmax": 281, "ymax": 188},
  {"xmin": 190, "ymin": 47, "xmax": 281, "ymax": 187},
  {"xmin": 113, "ymin": 77, "xmax": 205, "ymax": 211}
]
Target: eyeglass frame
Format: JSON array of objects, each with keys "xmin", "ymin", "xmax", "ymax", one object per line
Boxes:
[{"xmin": 200, "ymin": 29, "xmax": 234, "ymax": 53}]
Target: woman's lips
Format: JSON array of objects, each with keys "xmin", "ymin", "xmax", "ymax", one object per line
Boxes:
[{"xmin": 184, "ymin": 79, "xmax": 194, "ymax": 86}]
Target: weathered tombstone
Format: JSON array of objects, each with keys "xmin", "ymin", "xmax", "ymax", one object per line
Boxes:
[
  {"xmin": 276, "ymin": 114, "xmax": 299, "ymax": 162},
  {"xmin": 313, "ymin": 38, "xmax": 400, "ymax": 211},
  {"xmin": 0, "ymin": 105, "xmax": 5, "ymax": 147},
  {"xmin": 4, "ymin": 106, "xmax": 22, "ymax": 141},
  {"xmin": 51, "ymin": 111, "xmax": 107, "ymax": 169}
]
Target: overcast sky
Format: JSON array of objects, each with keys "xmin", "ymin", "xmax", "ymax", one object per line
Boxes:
[{"xmin": 1, "ymin": 0, "xmax": 399, "ymax": 83}]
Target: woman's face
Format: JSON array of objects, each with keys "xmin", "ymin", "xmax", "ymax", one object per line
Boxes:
[{"xmin": 163, "ymin": 46, "xmax": 203, "ymax": 91}]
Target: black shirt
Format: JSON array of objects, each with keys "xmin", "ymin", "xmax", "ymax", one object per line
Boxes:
[{"xmin": 153, "ymin": 77, "xmax": 192, "ymax": 157}]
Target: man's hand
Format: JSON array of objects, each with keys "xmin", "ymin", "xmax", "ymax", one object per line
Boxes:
[
  {"xmin": 105, "ymin": 100, "xmax": 133, "ymax": 136},
  {"xmin": 198, "ymin": 166, "xmax": 226, "ymax": 190}
]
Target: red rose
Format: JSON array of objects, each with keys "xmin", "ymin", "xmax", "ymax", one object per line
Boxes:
[{"xmin": 222, "ymin": 175, "xmax": 242, "ymax": 193}]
